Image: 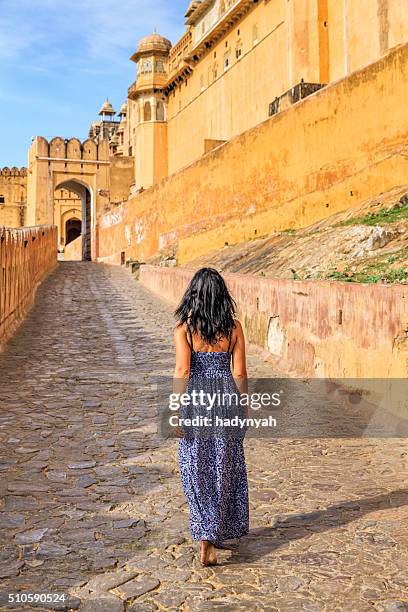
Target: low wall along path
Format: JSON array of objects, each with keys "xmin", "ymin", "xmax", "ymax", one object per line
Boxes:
[{"xmin": 0, "ymin": 225, "xmax": 57, "ymax": 350}]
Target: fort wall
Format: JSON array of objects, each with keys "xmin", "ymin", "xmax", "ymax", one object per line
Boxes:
[
  {"xmin": 97, "ymin": 42, "xmax": 408, "ymax": 265},
  {"xmin": 0, "ymin": 167, "xmax": 27, "ymax": 228}
]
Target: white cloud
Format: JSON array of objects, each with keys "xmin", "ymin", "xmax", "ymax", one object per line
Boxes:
[
  {"xmin": 0, "ymin": 17, "xmax": 43, "ymax": 59},
  {"xmin": 0, "ymin": 0, "xmax": 185, "ymax": 65}
]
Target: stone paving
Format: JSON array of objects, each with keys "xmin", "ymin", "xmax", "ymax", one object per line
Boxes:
[{"xmin": 0, "ymin": 261, "xmax": 407, "ymax": 612}]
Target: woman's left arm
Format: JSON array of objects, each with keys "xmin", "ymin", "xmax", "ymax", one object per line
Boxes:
[
  {"xmin": 174, "ymin": 324, "xmax": 191, "ymax": 389},
  {"xmin": 172, "ymin": 325, "xmax": 191, "ymax": 438}
]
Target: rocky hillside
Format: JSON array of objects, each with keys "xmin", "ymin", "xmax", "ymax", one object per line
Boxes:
[{"xmin": 181, "ymin": 186, "xmax": 408, "ymax": 284}]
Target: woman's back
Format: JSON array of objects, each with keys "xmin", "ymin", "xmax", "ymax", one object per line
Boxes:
[{"xmin": 186, "ymin": 324, "xmax": 234, "ymax": 354}]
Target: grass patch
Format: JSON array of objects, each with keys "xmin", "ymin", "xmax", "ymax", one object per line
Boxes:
[
  {"xmin": 326, "ymin": 265, "xmax": 408, "ymax": 284},
  {"xmin": 336, "ymin": 201, "xmax": 408, "ymax": 227}
]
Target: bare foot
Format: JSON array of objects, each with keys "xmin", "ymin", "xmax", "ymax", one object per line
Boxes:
[{"xmin": 199, "ymin": 540, "xmax": 217, "ymax": 566}]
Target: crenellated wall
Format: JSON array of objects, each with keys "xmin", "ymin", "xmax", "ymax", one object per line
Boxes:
[
  {"xmin": 0, "ymin": 167, "xmax": 27, "ymax": 228},
  {"xmin": 0, "ymin": 225, "xmax": 57, "ymax": 350}
]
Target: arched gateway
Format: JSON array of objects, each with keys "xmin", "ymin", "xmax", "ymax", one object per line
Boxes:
[{"xmin": 26, "ymin": 136, "xmax": 110, "ymax": 261}]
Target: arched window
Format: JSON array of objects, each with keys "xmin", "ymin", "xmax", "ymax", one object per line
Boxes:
[
  {"xmin": 141, "ymin": 59, "xmax": 152, "ymax": 74},
  {"xmin": 224, "ymin": 49, "xmax": 231, "ymax": 71},
  {"xmin": 144, "ymin": 101, "xmax": 152, "ymax": 121},
  {"xmin": 156, "ymin": 101, "xmax": 165, "ymax": 121}
]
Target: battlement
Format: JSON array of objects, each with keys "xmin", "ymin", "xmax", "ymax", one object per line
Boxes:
[
  {"xmin": 29, "ymin": 136, "xmax": 109, "ymax": 162},
  {"xmin": 0, "ymin": 167, "xmax": 27, "ymax": 177}
]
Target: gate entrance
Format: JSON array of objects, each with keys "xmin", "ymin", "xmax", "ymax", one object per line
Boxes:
[
  {"xmin": 26, "ymin": 136, "xmax": 110, "ymax": 261},
  {"xmin": 56, "ymin": 179, "xmax": 93, "ymax": 261}
]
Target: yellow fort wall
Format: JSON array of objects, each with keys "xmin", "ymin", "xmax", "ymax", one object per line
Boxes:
[
  {"xmin": 0, "ymin": 168, "xmax": 27, "ymax": 228},
  {"xmin": 156, "ymin": 0, "xmax": 408, "ymax": 178},
  {"xmin": 97, "ymin": 42, "xmax": 408, "ymax": 265}
]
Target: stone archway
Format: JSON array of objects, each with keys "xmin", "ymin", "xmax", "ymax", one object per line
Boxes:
[
  {"xmin": 26, "ymin": 137, "xmax": 110, "ymax": 261},
  {"xmin": 56, "ymin": 179, "xmax": 93, "ymax": 261}
]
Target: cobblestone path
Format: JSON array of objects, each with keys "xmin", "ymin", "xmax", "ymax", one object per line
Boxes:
[{"xmin": 0, "ymin": 262, "xmax": 407, "ymax": 612}]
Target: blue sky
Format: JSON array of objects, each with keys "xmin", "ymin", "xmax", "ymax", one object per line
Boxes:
[{"xmin": 0, "ymin": 0, "xmax": 186, "ymax": 167}]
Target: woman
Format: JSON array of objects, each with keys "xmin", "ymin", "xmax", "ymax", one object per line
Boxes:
[{"xmin": 173, "ymin": 267, "xmax": 249, "ymax": 567}]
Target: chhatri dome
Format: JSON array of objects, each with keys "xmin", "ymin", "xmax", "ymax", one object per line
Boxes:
[
  {"xmin": 98, "ymin": 99, "xmax": 116, "ymax": 117},
  {"xmin": 131, "ymin": 32, "xmax": 172, "ymax": 61}
]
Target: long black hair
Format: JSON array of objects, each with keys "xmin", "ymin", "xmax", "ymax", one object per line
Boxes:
[{"xmin": 175, "ymin": 267, "xmax": 236, "ymax": 345}]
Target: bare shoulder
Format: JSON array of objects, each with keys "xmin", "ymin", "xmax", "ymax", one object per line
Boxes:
[
  {"xmin": 233, "ymin": 319, "xmax": 244, "ymax": 335},
  {"xmin": 174, "ymin": 322, "xmax": 188, "ymax": 341},
  {"xmin": 232, "ymin": 319, "xmax": 245, "ymax": 345}
]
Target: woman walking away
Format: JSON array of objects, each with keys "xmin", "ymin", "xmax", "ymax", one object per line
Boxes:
[{"xmin": 173, "ymin": 267, "xmax": 249, "ymax": 567}]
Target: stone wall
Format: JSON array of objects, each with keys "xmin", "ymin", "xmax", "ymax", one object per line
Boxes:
[
  {"xmin": 0, "ymin": 167, "xmax": 27, "ymax": 228},
  {"xmin": 64, "ymin": 235, "xmax": 82, "ymax": 261},
  {"xmin": 0, "ymin": 225, "xmax": 57, "ymax": 350},
  {"xmin": 97, "ymin": 42, "xmax": 408, "ymax": 266},
  {"xmin": 139, "ymin": 265, "xmax": 408, "ymax": 379}
]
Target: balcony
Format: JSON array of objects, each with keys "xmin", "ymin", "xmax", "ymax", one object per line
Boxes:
[
  {"xmin": 128, "ymin": 81, "xmax": 138, "ymax": 100},
  {"xmin": 268, "ymin": 81, "xmax": 327, "ymax": 117},
  {"xmin": 168, "ymin": 31, "xmax": 193, "ymax": 78},
  {"xmin": 186, "ymin": 0, "xmax": 253, "ymax": 62},
  {"xmin": 128, "ymin": 71, "xmax": 169, "ymax": 99}
]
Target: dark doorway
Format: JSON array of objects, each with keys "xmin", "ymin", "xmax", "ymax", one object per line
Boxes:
[{"xmin": 65, "ymin": 218, "xmax": 81, "ymax": 245}]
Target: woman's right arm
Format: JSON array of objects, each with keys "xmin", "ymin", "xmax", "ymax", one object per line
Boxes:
[{"xmin": 172, "ymin": 324, "xmax": 191, "ymax": 438}]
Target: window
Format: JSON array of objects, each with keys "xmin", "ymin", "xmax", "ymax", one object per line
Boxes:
[
  {"xmin": 213, "ymin": 62, "xmax": 218, "ymax": 80},
  {"xmin": 141, "ymin": 59, "xmax": 152, "ymax": 74},
  {"xmin": 156, "ymin": 100, "xmax": 165, "ymax": 121},
  {"xmin": 155, "ymin": 59, "xmax": 165, "ymax": 73},
  {"xmin": 143, "ymin": 101, "xmax": 152, "ymax": 121},
  {"xmin": 224, "ymin": 50, "xmax": 231, "ymax": 71},
  {"xmin": 0, "ymin": 195, "xmax": 5, "ymax": 204},
  {"xmin": 252, "ymin": 24, "xmax": 259, "ymax": 46},
  {"xmin": 236, "ymin": 40, "xmax": 243, "ymax": 59},
  {"xmin": 129, "ymin": 146, "xmax": 133, "ymax": 156}
]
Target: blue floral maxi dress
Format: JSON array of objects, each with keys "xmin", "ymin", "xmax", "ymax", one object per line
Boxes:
[{"xmin": 178, "ymin": 342, "xmax": 249, "ymax": 544}]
